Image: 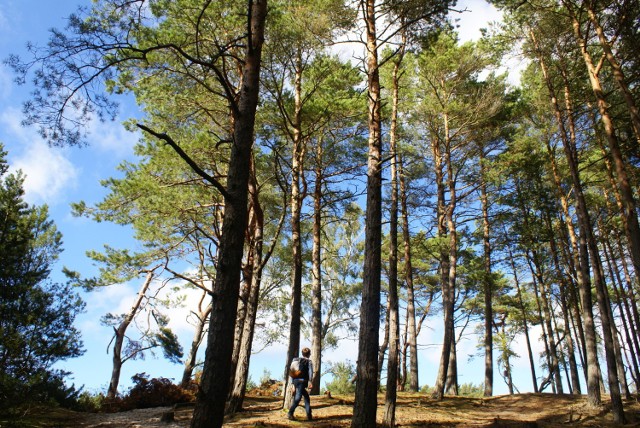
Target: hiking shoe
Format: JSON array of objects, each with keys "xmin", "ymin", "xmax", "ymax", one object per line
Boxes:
[
  {"xmin": 287, "ymin": 413, "xmax": 295, "ymax": 420},
  {"xmin": 307, "ymin": 414, "xmax": 313, "ymax": 421}
]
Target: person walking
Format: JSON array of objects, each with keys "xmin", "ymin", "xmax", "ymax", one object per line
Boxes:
[{"xmin": 287, "ymin": 347, "xmax": 313, "ymax": 421}]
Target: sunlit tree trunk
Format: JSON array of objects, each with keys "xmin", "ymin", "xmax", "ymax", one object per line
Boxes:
[
  {"xmin": 310, "ymin": 141, "xmax": 323, "ymax": 396},
  {"xmin": 283, "ymin": 48, "xmax": 305, "ymax": 410},
  {"xmin": 566, "ymin": 2, "xmax": 640, "ymax": 302},
  {"xmin": 431, "ymin": 115, "xmax": 452, "ymax": 400},
  {"xmin": 181, "ymin": 292, "xmax": 211, "ymax": 388},
  {"xmin": 107, "ymin": 270, "xmax": 155, "ymax": 399},
  {"xmin": 530, "ymin": 30, "xmax": 602, "ymax": 406},
  {"xmin": 398, "ymin": 155, "xmax": 419, "ymax": 392},
  {"xmin": 585, "ymin": 3, "xmax": 640, "ymax": 145}
]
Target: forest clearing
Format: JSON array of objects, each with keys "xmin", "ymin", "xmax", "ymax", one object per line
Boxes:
[{"xmin": 17, "ymin": 392, "xmax": 640, "ymax": 427}]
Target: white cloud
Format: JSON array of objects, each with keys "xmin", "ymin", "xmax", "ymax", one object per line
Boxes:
[
  {"xmin": 78, "ymin": 281, "xmax": 138, "ymax": 333},
  {"xmin": 0, "ymin": 65, "xmax": 12, "ymax": 101},
  {"xmin": 12, "ymin": 142, "xmax": 78, "ymax": 203},
  {"xmin": 2, "ymin": 108, "xmax": 79, "ymax": 205},
  {"xmin": 0, "ymin": 7, "xmax": 9, "ymax": 32},
  {"xmin": 86, "ymin": 116, "xmax": 138, "ymax": 158},
  {"xmin": 455, "ymin": 0, "xmax": 503, "ymax": 43}
]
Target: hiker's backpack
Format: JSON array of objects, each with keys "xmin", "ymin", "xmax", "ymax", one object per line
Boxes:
[{"xmin": 289, "ymin": 357, "xmax": 308, "ymax": 379}]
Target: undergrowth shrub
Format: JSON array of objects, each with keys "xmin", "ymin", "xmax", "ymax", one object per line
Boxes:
[
  {"xmin": 104, "ymin": 373, "xmax": 196, "ymax": 411},
  {"xmin": 324, "ymin": 361, "xmax": 356, "ymax": 395}
]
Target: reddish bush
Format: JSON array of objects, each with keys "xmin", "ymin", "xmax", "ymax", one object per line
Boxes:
[{"xmin": 103, "ymin": 373, "xmax": 196, "ymax": 411}]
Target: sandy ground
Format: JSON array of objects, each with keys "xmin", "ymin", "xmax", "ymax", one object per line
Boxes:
[{"xmin": 37, "ymin": 392, "xmax": 640, "ymax": 427}]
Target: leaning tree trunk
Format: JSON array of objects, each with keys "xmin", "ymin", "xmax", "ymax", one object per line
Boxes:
[
  {"xmin": 530, "ymin": 31, "xmax": 602, "ymax": 406},
  {"xmin": 229, "ymin": 250, "xmax": 254, "ymax": 389},
  {"xmin": 181, "ymin": 293, "xmax": 212, "ymax": 388},
  {"xmin": 506, "ymin": 242, "xmax": 538, "ymax": 393},
  {"xmin": 227, "ymin": 156, "xmax": 285, "ymax": 414},
  {"xmin": 351, "ymin": 0, "xmax": 383, "ymax": 425},
  {"xmin": 606, "ymin": 236, "xmax": 640, "ymax": 392},
  {"xmin": 585, "ymin": 4, "xmax": 640, "ymax": 146},
  {"xmin": 107, "ymin": 270, "xmax": 155, "ymax": 399},
  {"xmin": 226, "ymin": 182, "xmax": 265, "ymax": 413},
  {"xmin": 190, "ymin": 2, "xmax": 267, "ymax": 426}
]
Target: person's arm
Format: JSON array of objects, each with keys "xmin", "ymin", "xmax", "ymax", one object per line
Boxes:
[{"xmin": 308, "ymin": 360, "xmax": 314, "ymax": 389}]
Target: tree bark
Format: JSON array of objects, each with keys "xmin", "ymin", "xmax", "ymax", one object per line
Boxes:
[
  {"xmin": 431, "ymin": 112, "xmax": 453, "ymax": 400},
  {"xmin": 585, "ymin": 3, "xmax": 640, "ymax": 146},
  {"xmin": 283, "ymin": 48, "xmax": 305, "ymax": 410},
  {"xmin": 226, "ymin": 156, "xmax": 266, "ymax": 414},
  {"xmin": 310, "ymin": 141, "xmax": 323, "ymax": 396},
  {"xmin": 190, "ymin": 2, "xmax": 267, "ymax": 426},
  {"xmin": 351, "ymin": 0, "xmax": 383, "ymax": 424},
  {"xmin": 399, "ymin": 156, "xmax": 419, "ymax": 392},
  {"xmin": 383, "ymin": 46, "xmax": 402, "ymax": 425},
  {"xmin": 530, "ymin": 29, "xmax": 602, "ymax": 406},
  {"xmin": 479, "ymin": 148, "xmax": 493, "ymax": 397}
]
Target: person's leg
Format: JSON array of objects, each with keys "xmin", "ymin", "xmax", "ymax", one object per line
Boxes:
[
  {"xmin": 302, "ymin": 387, "xmax": 312, "ymax": 420},
  {"xmin": 288, "ymin": 380, "xmax": 303, "ymax": 417}
]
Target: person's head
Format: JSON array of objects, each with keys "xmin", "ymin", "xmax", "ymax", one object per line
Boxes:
[{"xmin": 301, "ymin": 347, "xmax": 311, "ymax": 358}]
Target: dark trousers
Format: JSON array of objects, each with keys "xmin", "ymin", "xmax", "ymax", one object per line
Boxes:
[{"xmin": 288, "ymin": 378, "xmax": 311, "ymax": 417}]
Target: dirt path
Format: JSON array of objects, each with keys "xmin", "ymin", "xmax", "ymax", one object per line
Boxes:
[{"xmin": 39, "ymin": 393, "xmax": 640, "ymax": 427}]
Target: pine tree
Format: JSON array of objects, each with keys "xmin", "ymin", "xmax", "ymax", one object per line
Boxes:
[{"xmin": 0, "ymin": 143, "xmax": 85, "ymax": 410}]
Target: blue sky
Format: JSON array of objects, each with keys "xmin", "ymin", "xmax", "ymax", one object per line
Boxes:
[{"xmin": 0, "ymin": 0, "xmax": 544, "ymax": 396}]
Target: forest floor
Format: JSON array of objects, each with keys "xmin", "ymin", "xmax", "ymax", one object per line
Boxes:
[{"xmin": 11, "ymin": 390, "xmax": 640, "ymax": 427}]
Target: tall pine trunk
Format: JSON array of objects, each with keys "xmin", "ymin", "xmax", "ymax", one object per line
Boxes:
[
  {"xmin": 383, "ymin": 44, "xmax": 403, "ymax": 425},
  {"xmin": 226, "ymin": 155, "xmax": 267, "ymax": 414},
  {"xmin": 283, "ymin": 49, "xmax": 305, "ymax": 409},
  {"xmin": 530, "ymin": 30, "xmax": 602, "ymax": 406},
  {"xmin": 479, "ymin": 149, "xmax": 493, "ymax": 396},
  {"xmin": 431, "ymin": 117, "xmax": 453, "ymax": 400},
  {"xmin": 310, "ymin": 142, "xmax": 323, "ymax": 396},
  {"xmin": 351, "ymin": 0, "xmax": 383, "ymax": 425},
  {"xmin": 190, "ymin": 2, "xmax": 267, "ymax": 426},
  {"xmin": 399, "ymin": 157, "xmax": 419, "ymax": 392}
]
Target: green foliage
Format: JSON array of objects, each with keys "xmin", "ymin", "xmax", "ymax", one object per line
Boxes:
[
  {"xmin": 259, "ymin": 368, "xmax": 273, "ymax": 387},
  {"xmin": 0, "ymin": 144, "xmax": 85, "ymax": 411},
  {"xmin": 324, "ymin": 361, "xmax": 356, "ymax": 395},
  {"xmin": 458, "ymin": 382, "xmax": 484, "ymax": 397},
  {"xmin": 245, "ymin": 375, "xmax": 257, "ymax": 392},
  {"xmin": 420, "ymin": 384, "xmax": 433, "ymax": 394},
  {"xmin": 154, "ymin": 327, "xmax": 184, "ymax": 365}
]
